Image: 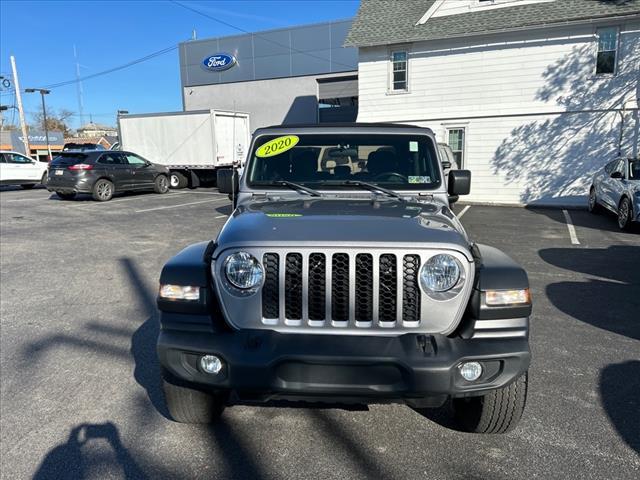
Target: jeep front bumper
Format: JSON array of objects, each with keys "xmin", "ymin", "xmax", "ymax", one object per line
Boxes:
[{"xmin": 158, "ymin": 328, "xmax": 530, "ymax": 404}]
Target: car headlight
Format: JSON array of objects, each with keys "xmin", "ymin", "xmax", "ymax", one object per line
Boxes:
[
  {"xmin": 420, "ymin": 254, "xmax": 461, "ymax": 292},
  {"xmin": 224, "ymin": 252, "xmax": 264, "ymax": 289}
]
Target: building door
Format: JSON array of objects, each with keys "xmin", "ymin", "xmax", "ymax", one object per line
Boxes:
[{"xmin": 446, "ymin": 128, "xmax": 465, "ymax": 169}]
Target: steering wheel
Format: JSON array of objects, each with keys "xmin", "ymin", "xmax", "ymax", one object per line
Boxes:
[{"xmin": 373, "ymin": 172, "xmax": 408, "ymax": 182}]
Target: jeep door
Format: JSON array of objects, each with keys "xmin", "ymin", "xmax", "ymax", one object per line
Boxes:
[{"xmin": 123, "ymin": 153, "xmax": 155, "ymax": 189}]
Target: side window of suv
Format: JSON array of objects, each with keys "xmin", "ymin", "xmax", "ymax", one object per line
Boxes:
[
  {"xmin": 97, "ymin": 153, "xmax": 123, "ymax": 165},
  {"xmin": 604, "ymin": 160, "xmax": 618, "ymax": 175},
  {"xmin": 7, "ymin": 153, "xmax": 33, "ymax": 164},
  {"xmin": 124, "ymin": 154, "xmax": 147, "ymax": 166}
]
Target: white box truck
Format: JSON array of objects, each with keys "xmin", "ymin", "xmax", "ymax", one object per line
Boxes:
[{"xmin": 117, "ymin": 109, "xmax": 250, "ymax": 189}]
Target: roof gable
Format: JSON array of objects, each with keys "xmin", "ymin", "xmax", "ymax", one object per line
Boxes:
[{"xmin": 345, "ymin": 0, "xmax": 640, "ymax": 47}]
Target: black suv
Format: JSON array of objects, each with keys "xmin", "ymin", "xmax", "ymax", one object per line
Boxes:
[{"xmin": 47, "ymin": 150, "xmax": 170, "ymax": 201}]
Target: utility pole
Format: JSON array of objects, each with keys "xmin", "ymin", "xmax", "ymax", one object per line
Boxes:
[
  {"xmin": 74, "ymin": 45, "xmax": 85, "ymax": 127},
  {"xmin": 25, "ymin": 88, "xmax": 52, "ymax": 160},
  {"xmin": 10, "ymin": 56, "xmax": 30, "ymax": 156}
]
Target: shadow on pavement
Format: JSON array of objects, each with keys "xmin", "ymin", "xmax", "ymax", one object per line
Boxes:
[
  {"xmin": 527, "ymin": 206, "xmax": 640, "ymax": 234},
  {"xmin": 539, "ymin": 246, "xmax": 640, "ymax": 340},
  {"xmin": 32, "ymin": 422, "xmax": 149, "ymax": 480},
  {"xmin": 215, "ymin": 203, "xmax": 233, "ymax": 215},
  {"xmin": 599, "ymin": 361, "xmax": 640, "ymax": 456},
  {"xmin": 120, "ymin": 257, "xmax": 171, "ymax": 419}
]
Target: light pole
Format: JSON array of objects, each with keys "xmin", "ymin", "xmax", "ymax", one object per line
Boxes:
[{"xmin": 25, "ymin": 88, "xmax": 52, "ymax": 160}]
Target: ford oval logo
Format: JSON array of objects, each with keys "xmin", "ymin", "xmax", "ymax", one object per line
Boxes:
[{"xmin": 202, "ymin": 53, "xmax": 237, "ymax": 72}]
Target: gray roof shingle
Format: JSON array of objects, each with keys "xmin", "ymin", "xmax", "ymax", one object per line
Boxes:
[{"xmin": 345, "ymin": 0, "xmax": 640, "ymax": 47}]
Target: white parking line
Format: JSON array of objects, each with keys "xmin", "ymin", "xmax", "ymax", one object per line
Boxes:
[
  {"xmin": 457, "ymin": 205, "xmax": 471, "ymax": 219},
  {"xmin": 135, "ymin": 198, "xmax": 228, "ymax": 213},
  {"xmin": 562, "ymin": 209, "xmax": 580, "ymax": 245},
  {"xmin": 215, "ymin": 214, "xmax": 227, "ymax": 219}
]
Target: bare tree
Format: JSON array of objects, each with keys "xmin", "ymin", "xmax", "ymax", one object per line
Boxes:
[{"xmin": 31, "ymin": 106, "xmax": 75, "ymax": 135}]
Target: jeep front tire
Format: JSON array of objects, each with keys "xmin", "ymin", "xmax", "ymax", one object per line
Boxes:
[
  {"xmin": 162, "ymin": 376, "xmax": 226, "ymax": 424},
  {"xmin": 452, "ymin": 372, "xmax": 528, "ymax": 434}
]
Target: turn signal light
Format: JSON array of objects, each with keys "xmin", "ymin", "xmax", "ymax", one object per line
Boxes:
[
  {"xmin": 485, "ymin": 289, "xmax": 530, "ymax": 306},
  {"xmin": 159, "ymin": 284, "xmax": 200, "ymax": 301}
]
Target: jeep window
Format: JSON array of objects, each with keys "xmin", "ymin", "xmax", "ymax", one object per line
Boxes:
[{"xmin": 248, "ymin": 134, "xmax": 441, "ymax": 191}]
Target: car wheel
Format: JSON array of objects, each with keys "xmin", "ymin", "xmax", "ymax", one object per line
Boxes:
[
  {"xmin": 162, "ymin": 374, "xmax": 226, "ymax": 424},
  {"xmin": 617, "ymin": 197, "xmax": 632, "ymax": 230},
  {"xmin": 452, "ymin": 372, "xmax": 528, "ymax": 434},
  {"xmin": 154, "ymin": 174, "xmax": 169, "ymax": 194},
  {"xmin": 170, "ymin": 172, "xmax": 188, "ymax": 189},
  {"xmin": 56, "ymin": 192, "xmax": 76, "ymax": 200},
  {"xmin": 92, "ymin": 179, "xmax": 114, "ymax": 202},
  {"xmin": 40, "ymin": 172, "xmax": 48, "ymax": 186},
  {"xmin": 588, "ymin": 187, "xmax": 602, "ymax": 214},
  {"xmin": 20, "ymin": 184, "xmax": 36, "ymax": 189}
]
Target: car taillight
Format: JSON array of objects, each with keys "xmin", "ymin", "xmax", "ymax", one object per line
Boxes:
[{"xmin": 68, "ymin": 164, "xmax": 93, "ymax": 171}]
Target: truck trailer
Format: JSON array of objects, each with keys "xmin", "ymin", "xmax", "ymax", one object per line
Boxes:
[{"xmin": 117, "ymin": 110, "xmax": 250, "ymax": 189}]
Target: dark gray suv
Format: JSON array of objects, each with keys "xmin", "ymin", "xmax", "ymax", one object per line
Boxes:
[{"xmin": 47, "ymin": 150, "xmax": 170, "ymax": 201}]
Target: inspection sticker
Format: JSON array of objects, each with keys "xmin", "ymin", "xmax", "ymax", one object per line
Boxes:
[
  {"xmin": 265, "ymin": 213, "xmax": 303, "ymax": 218},
  {"xmin": 256, "ymin": 135, "xmax": 300, "ymax": 158},
  {"xmin": 408, "ymin": 176, "xmax": 431, "ymax": 184}
]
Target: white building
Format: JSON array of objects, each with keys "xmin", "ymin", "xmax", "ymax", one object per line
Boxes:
[{"xmin": 346, "ymin": 0, "xmax": 640, "ymax": 206}]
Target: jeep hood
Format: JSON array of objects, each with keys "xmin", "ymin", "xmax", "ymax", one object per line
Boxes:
[{"xmin": 214, "ymin": 198, "xmax": 471, "ymax": 257}]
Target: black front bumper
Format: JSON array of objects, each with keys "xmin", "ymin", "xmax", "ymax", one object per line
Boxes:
[{"xmin": 158, "ymin": 326, "xmax": 530, "ymax": 405}]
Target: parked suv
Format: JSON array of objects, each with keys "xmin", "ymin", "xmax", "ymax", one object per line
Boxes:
[
  {"xmin": 0, "ymin": 151, "xmax": 48, "ymax": 189},
  {"xmin": 156, "ymin": 124, "xmax": 531, "ymax": 434},
  {"xmin": 47, "ymin": 150, "xmax": 170, "ymax": 201},
  {"xmin": 589, "ymin": 156, "xmax": 639, "ymax": 230}
]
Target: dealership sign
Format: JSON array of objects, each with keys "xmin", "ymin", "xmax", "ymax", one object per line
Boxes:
[{"xmin": 202, "ymin": 53, "xmax": 237, "ymax": 72}]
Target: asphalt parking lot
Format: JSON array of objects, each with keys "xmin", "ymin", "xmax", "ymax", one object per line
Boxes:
[{"xmin": 1, "ymin": 186, "xmax": 638, "ymax": 480}]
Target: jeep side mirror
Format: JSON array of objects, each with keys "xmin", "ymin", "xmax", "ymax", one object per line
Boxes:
[
  {"xmin": 448, "ymin": 169, "xmax": 471, "ymax": 196},
  {"xmin": 217, "ymin": 168, "xmax": 238, "ymax": 195},
  {"xmin": 610, "ymin": 171, "xmax": 623, "ymax": 179}
]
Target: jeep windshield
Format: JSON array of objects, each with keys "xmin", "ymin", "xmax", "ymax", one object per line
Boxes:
[{"xmin": 247, "ymin": 133, "xmax": 441, "ymax": 191}]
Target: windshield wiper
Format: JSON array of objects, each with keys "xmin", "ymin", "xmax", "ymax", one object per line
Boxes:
[
  {"xmin": 276, "ymin": 181, "xmax": 322, "ymax": 197},
  {"xmin": 334, "ymin": 180, "xmax": 405, "ymax": 201}
]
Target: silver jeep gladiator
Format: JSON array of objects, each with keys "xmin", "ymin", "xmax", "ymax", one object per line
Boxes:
[{"xmin": 156, "ymin": 124, "xmax": 531, "ymax": 433}]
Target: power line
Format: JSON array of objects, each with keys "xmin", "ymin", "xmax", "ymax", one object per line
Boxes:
[
  {"xmin": 170, "ymin": 0, "xmax": 357, "ymax": 71},
  {"xmin": 1, "ymin": 44, "xmax": 178, "ymax": 94}
]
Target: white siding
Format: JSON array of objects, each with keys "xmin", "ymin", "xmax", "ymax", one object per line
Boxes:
[{"xmin": 357, "ymin": 22, "xmax": 640, "ymax": 206}]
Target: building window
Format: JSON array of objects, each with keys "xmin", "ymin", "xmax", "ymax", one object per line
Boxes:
[
  {"xmin": 447, "ymin": 128, "xmax": 465, "ymax": 168},
  {"xmin": 391, "ymin": 51, "xmax": 408, "ymax": 92},
  {"xmin": 596, "ymin": 27, "xmax": 618, "ymax": 75}
]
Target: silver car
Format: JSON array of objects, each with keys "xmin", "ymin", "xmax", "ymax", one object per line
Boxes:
[{"xmin": 589, "ymin": 157, "xmax": 640, "ymax": 230}]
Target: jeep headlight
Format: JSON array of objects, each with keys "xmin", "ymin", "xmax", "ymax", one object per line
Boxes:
[
  {"xmin": 224, "ymin": 252, "xmax": 264, "ymax": 289},
  {"xmin": 420, "ymin": 254, "xmax": 461, "ymax": 293}
]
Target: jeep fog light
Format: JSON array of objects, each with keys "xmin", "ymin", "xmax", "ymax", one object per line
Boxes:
[
  {"xmin": 224, "ymin": 252, "xmax": 264, "ymax": 289},
  {"xmin": 459, "ymin": 361, "xmax": 483, "ymax": 382},
  {"xmin": 485, "ymin": 289, "xmax": 530, "ymax": 306},
  {"xmin": 200, "ymin": 355, "xmax": 223, "ymax": 374},
  {"xmin": 159, "ymin": 284, "xmax": 200, "ymax": 301}
]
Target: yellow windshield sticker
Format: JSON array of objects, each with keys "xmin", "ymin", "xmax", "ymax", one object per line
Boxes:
[
  {"xmin": 265, "ymin": 213, "xmax": 302, "ymax": 218},
  {"xmin": 255, "ymin": 135, "xmax": 299, "ymax": 158}
]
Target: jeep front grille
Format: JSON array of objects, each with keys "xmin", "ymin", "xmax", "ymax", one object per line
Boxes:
[
  {"xmin": 262, "ymin": 251, "xmax": 422, "ymax": 327},
  {"xmin": 215, "ymin": 247, "xmax": 473, "ymax": 335}
]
